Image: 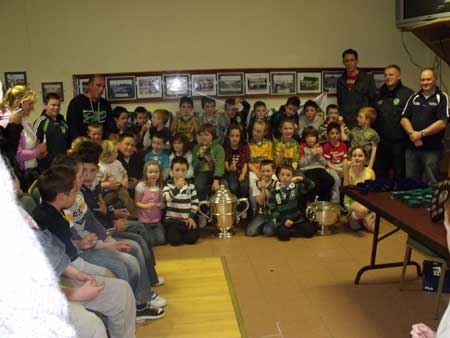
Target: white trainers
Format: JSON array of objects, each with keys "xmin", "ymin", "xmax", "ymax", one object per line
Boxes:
[
  {"xmin": 150, "ymin": 292, "xmax": 167, "ymax": 309},
  {"xmin": 153, "ymin": 276, "xmax": 165, "ymax": 287},
  {"xmin": 198, "ymin": 216, "xmax": 208, "ymax": 228}
]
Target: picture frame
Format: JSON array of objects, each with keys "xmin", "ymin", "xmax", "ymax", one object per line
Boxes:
[
  {"xmin": 4, "ymin": 72, "xmax": 27, "ymax": 89},
  {"xmin": 270, "ymin": 72, "xmax": 296, "ymax": 95},
  {"xmin": 136, "ymin": 75, "xmax": 162, "ymax": 99},
  {"xmin": 217, "ymin": 73, "xmax": 244, "ymax": 96},
  {"xmin": 322, "ymin": 71, "xmax": 343, "ymax": 95},
  {"xmin": 245, "ymin": 73, "xmax": 270, "ymax": 95},
  {"xmin": 191, "ymin": 74, "xmax": 217, "ymax": 97},
  {"xmin": 163, "ymin": 74, "xmax": 190, "ymax": 98},
  {"xmin": 297, "ymin": 72, "xmax": 322, "ymax": 94},
  {"xmin": 77, "ymin": 78, "xmax": 89, "ymax": 96},
  {"xmin": 372, "ymin": 71, "xmax": 385, "ymax": 91},
  {"xmin": 41, "ymin": 82, "xmax": 64, "ymax": 102},
  {"xmin": 106, "ymin": 76, "xmax": 136, "ymax": 100}
]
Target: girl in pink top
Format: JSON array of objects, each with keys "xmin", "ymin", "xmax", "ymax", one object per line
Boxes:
[{"xmin": 135, "ymin": 160, "xmax": 166, "ymax": 245}]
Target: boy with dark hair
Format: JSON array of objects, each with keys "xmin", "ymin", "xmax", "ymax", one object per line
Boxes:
[
  {"xmin": 171, "ymin": 96, "xmax": 200, "ymax": 145},
  {"xmin": 298, "ymin": 99, "xmax": 323, "ymax": 138},
  {"xmin": 269, "ymin": 165, "xmax": 316, "ymax": 241},
  {"xmin": 33, "ymin": 165, "xmax": 164, "ymax": 323},
  {"xmin": 144, "ymin": 132, "xmax": 170, "ymax": 180},
  {"xmin": 223, "ymin": 97, "xmax": 250, "ymax": 132},
  {"xmin": 199, "ymin": 96, "xmax": 228, "ymax": 144},
  {"xmin": 318, "ymin": 104, "xmax": 349, "ymax": 143},
  {"xmin": 337, "ymin": 48, "xmax": 376, "ymax": 128},
  {"xmin": 118, "ymin": 132, "xmax": 144, "ymax": 192},
  {"xmin": 162, "ymin": 156, "xmax": 199, "ymax": 245},
  {"xmin": 271, "ymin": 96, "xmax": 301, "ymax": 139},
  {"xmin": 33, "ymin": 93, "xmax": 69, "ymax": 171}
]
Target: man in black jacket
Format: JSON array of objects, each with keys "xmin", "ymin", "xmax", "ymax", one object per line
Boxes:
[
  {"xmin": 337, "ymin": 49, "xmax": 376, "ymax": 129},
  {"xmin": 67, "ymin": 75, "xmax": 112, "ymax": 142},
  {"xmin": 373, "ymin": 65, "xmax": 413, "ymax": 179}
]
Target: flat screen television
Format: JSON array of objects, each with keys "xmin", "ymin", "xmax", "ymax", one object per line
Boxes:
[{"xmin": 396, "ymin": 0, "xmax": 450, "ymax": 27}]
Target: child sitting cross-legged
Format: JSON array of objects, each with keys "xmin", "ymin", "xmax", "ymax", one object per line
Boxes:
[
  {"xmin": 162, "ymin": 156, "xmax": 200, "ymax": 246},
  {"xmin": 269, "ymin": 165, "xmax": 316, "ymax": 241},
  {"xmin": 246, "ymin": 160, "xmax": 279, "ymax": 237},
  {"xmin": 99, "ymin": 139, "xmax": 136, "ymax": 216}
]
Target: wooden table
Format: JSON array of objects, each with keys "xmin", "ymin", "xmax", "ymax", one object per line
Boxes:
[{"xmin": 344, "ymin": 188, "xmax": 449, "ymax": 284}]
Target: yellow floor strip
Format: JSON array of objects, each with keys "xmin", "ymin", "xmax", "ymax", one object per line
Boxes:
[{"xmin": 137, "ymin": 257, "xmax": 242, "ymax": 338}]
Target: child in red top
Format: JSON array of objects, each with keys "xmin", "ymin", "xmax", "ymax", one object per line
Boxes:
[{"xmin": 323, "ymin": 122, "xmax": 348, "ymax": 177}]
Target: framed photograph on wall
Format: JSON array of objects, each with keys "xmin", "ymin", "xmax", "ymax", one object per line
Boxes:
[
  {"xmin": 245, "ymin": 73, "xmax": 270, "ymax": 95},
  {"xmin": 297, "ymin": 72, "xmax": 322, "ymax": 94},
  {"xmin": 136, "ymin": 75, "xmax": 162, "ymax": 98},
  {"xmin": 77, "ymin": 78, "xmax": 89, "ymax": 96},
  {"xmin": 217, "ymin": 73, "xmax": 244, "ymax": 96},
  {"xmin": 191, "ymin": 74, "xmax": 216, "ymax": 97},
  {"xmin": 372, "ymin": 71, "xmax": 385, "ymax": 91},
  {"xmin": 322, "ymin": 71, "xmax": 343, "ymax": 95},
  {"xmin": 4, "ymin": 72, "xmax": 27, "ymax": 89},
  {"xmin": 41, "ymin": 82, "xmax": 64, "ymax": 102},
  {"xmin": 106, "ymin": 76, "xmax": 136, "ymax": 100},
  {"xmin": 270, "ymin": 72, "xmax": 296, "ymax": 95},
  {"xmin": 163, "ymin": 74, "xmax": 190, "ymax": 98}
]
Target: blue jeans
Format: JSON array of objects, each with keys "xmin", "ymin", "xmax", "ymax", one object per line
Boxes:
[
  {"xmin": 246, "ymin": 215, "xmax": 275, "ymax": 237},
  {"xmin": 223, "ymin": 172, "xmax": 249, "ymax": 198},
  {"xmin": 405, "ymin": 148, "xmax": 441, "ymax": 184},
  {"xmin": 113, "ymin": 229, "xmax": 159, "ymax": 286},
  {"xmin": 143, "ymin": 222, "xmax": 166, "ymax": 246}
]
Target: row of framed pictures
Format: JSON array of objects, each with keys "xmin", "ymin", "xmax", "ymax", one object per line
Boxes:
[
  {"xmin": 3, "ymin": 71, "xmax": 65, "ymax": 102},
  {"xmin": 74, "ymin": 69, "xmax": 385, "ymax": 102}
]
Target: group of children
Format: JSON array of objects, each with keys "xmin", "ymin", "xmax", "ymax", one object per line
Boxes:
[{"xmin": 0, "ymin": 83, "xmax": 384, "ymax": 337}]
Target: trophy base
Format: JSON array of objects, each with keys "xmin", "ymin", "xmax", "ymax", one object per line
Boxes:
[
  {"xmin": 316, "ymin": 224, "xmax": 335, "ymax": 236},
  {"xmin": 217, "ymin": 227, "xmax": 234, "ymax": 238}
]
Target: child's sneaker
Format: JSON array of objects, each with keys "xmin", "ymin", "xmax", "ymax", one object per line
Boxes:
[
  {"xmin": 153, "ymin": 276, "xmax": 165, "ymax": 287},
  {"xmin": 198, "ymin": 215, "xmax": 208, "ymax": 228},
  {"xmin": 150, "ymin": 292, "xmax": 167, "ymax": 309},
  {"xmin": 136, "ymin": 307, "xmax": 165, "ymax": 322}
]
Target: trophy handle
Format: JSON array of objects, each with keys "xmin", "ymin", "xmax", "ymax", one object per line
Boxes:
[
  {"xmin": 236, "ymin": 198, "xmax": 250, "ymax": 220},
  {"xmin": 198, "ymin": 201, "xmax": 211, "ymax": 221},
  {"xmin": 305, "ymin": 204, "xmax": 317, "ymax": 222}
]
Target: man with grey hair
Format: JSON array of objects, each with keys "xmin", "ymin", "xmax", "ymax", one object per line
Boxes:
[{"xmin": 400, "ymin": 68, "xmax": 449, "ymax": 184}]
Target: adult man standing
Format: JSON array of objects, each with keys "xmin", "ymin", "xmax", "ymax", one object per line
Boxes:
[
  {"xmin": 400, "ymin": 68, "xmax": 449, "ymax": 184},
  {"xmin": 337, "ymin": 49, "xmax": 376, "ymax": 129},
  {"xmin": 373, "ymin": 65, "xmax": 413, "ymax": 179},
  {"xmin": 67, "ymin": 75, "xmax": 112, "ymax": 142}
]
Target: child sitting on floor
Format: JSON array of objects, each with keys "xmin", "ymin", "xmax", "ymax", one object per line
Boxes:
[
  {"xmin": 343, "ymin": 146, "xmax": 376, "ymax": 232},
  {"xmin": 269, "ymin": 165, "xmax": 316, "ymax": 241},
  {"xmin": 162, "ymin": 156, "xmax": 200, "ymax": 246},
  {"xmin": 246, "ymin": 160, "xmax": 278, "ymax": 237}
]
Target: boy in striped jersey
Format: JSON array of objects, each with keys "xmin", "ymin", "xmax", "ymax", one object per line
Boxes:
[
  {"xmin": 269, "ymin": 165, "xmax": 317, "ymax": 241},
  {"xmin": 162, "ymin": 156, "xmax": 199, "ymax": 246}
]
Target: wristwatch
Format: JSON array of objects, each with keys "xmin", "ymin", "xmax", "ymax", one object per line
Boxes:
[{"xmin": 421, "ymin": 130, "xmax": 426, "ymax": 137}]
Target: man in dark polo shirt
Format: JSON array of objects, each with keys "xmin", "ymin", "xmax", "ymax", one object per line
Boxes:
[
  {"xmin": 374, "ymin": 65, "xmax": 413, "ymax": 179},
  {"xmin": 400, "ymin": 68, "xmax": 449, "ymax": 184},
  {"xmin": 337, "ymin": 48, "xmax": 376, "ymax": 129},
  {"xmin": 67, "ymin": 75, "xmax": 112, "ymax": 142}
]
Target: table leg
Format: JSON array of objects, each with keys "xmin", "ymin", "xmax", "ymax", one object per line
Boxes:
[{"xmin": 354, "ymin": 214, "xmax": 421, "ymax": 284}]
